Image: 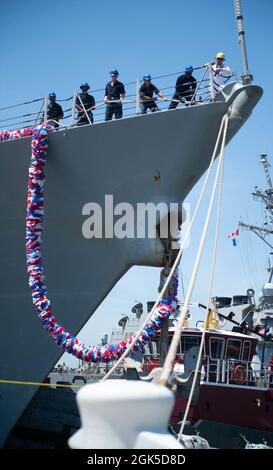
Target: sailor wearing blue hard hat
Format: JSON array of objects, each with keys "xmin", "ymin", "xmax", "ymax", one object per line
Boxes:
[
  {"xmin": 80, "ymin": 82, "xmax": 90, "ymax": 90},
  {"xmin": 109, "ymin": 69, "xmax": 119, "ymax": 77},
  {"xmin": 76, "ymin": 82, "xmax": 96, "ymax": 126},
  {"xmin": 143, "ymin": 73, "xmax": 152, "ymax": 81},
  {"xmin": 139, "ymin": 74, "xmax": 167, "ymax": 114},
  {"xmin": 104, "ymin": 69, "xmax": 125, "ymax": 121},
  {"xmin": 168, "ymin": 65, "xmax": 197, "ymax": 109},
  {"xmin": 41, "ymin": 92, "xmax": 63, "ymax": 128}
]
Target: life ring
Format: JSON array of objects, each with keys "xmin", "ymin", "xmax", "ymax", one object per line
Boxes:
[{"xmin": 232, "ymin": 364, "xmax": 246, "ymax": 385}]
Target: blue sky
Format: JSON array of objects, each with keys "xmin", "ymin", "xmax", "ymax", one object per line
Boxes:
[{"xmin": 1, "ymin": 0, "xmax": 273, "ymax": 366}]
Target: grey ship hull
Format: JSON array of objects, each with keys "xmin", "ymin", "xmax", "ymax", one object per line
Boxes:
[{"xmin": 0, "ymin": 82, "xmax": 262, "ymax": 445}]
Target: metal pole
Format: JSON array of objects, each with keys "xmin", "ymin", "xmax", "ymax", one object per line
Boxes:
[
  {"xmin": 208, "ymin": 63, "xmax": 216, "ymax": 100},
  {"xmin": 233, "ymin": 0, "xmax": 253, "ymax": 84},
  {"xmin": 136, "ymin": 77, "xmax": 140, "ymax": 115},
  {"xmin": 190, "ymin": 67, "xmax": 207, "ymax": 105},
  {"xmin": 71, "ymin": 91, "xmax": 77, "ymax": 126},
  {"xmin": 221, "ymin": 359, "xmax": 226, "ymax": 383},
  {"xmin": 261, "ymin": 317, "xmax": 269, "ymax": 367},
  {"xmin": 216, "ymin": 359, "xmax": 220, "ymax": 383},
  {"xmin": 206, "ymin": 356, "xmax": 209, "ymax": 383},
  {"xmin": 44, "ymin": 96, "xmax": 48, "ymax": 124}
]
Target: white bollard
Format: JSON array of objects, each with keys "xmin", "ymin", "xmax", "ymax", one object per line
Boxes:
[{"xmin": 68, "ymin": 379, "xmax": 184, "ymax": 449}]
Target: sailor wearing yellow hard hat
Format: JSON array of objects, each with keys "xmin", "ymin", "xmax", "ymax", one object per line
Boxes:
[
  {"xmin": 215, "ymin": 52, "xmax": 225, "ymax": 60},
  {"xmin": 208, "ymin": 52, "xmax": 232, "ymax": 98}
]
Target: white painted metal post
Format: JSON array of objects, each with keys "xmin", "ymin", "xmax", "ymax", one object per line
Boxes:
[
  {"xmin": 221, "ymin": 359, "xmax": 226, "ymax": 383},
  {"xmin": 44, "ymin": 96, "xmax": 48, "ymax": 124},
  {"xmin": 189, "ymin": 67, "xmax": 207, "ymax": 105},
  {"xmin": 246, "ymin": 362, "xmax": 249, "ymax": 384},
  {"xmin": 216, "ymin": 359, "xmax": 220, "ymax": 383},
  {"xmin": 71, "ymin": 91, "xmax": 77, "ymax": 126},
  {"xmin": 136, "ymin": 77, "xmax": 140, "ymax": 115},
  {"xmin": 208, "ymin": 63, "xmax": 215, "ymax": 100}
]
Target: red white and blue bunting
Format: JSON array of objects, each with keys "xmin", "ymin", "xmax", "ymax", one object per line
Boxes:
[
  {"xmin": 1, "ymin": 125, "xmax": 179, "ymax": 363},
  {"xmin": 0, "ymin": 127, "xmax": 33, "ymax": 142}
]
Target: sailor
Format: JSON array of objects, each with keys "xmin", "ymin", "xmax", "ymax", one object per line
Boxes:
[
  {"xmin": 139, "ymin": 74, "xmax": 167, "ymax": 114},
  {"xmin": 42, "ymin": 92, "xmax": 64, "ymax": 128},
  {"xmin": 104, "ymin": 69, "xmax": 125, "ymax": 121},
  {"xmin": 168, "ymin": 66, "xmax": 197, "ymax": 109},
  {"xmin": 76, "ymin": 82, "xmax": 96, "ymax": 126},
  {"xmin": 207, "ymin": 52, "xmax": 232, "ymax": 98}
]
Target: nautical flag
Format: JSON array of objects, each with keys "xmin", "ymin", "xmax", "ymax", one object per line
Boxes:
[{"xmin": 228, "ymin": 228, "xmax": 239, "ymax": 246}]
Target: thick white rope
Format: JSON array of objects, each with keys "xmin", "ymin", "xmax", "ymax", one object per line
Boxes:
[
  {"xmin": 159, "ymin": 114, "xmax": 229, "ymax": 387},
  {"xmin": 101, "ymin": 115, "xmax": 227, "ymax": 382},
  {"xmin": 178, "ymin": 114, "xmax": 228, "ymax": 439}
]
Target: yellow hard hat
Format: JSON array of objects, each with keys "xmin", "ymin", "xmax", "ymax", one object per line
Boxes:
[{"xmin": 216, "ymin": 52, "xmax": 225, "ymax": 60}]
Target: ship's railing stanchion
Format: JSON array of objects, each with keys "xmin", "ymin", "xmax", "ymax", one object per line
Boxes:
[
  {"xmin": 136, "ymin": 77, "xmax": 140, "ymax": 115},
  {"xmin": 44, "ymin": 96, "xmax": 48, "ymax": 124},
  {"xmin": 71, "ymin": 91, "xmax": 77, "ymax": 126},
  {"xmin": 190, "ymin": 67, "xmax": 207, "ymax": 105},
  {"xmin": 216, "ymin": 358, "xmax": 220, "ymax": 383},
  {"xmin": 207, "ymin": 63, "xmax": 215, "ymax": 101},
  {"xmin": 34, "ymin": 100, "xmax": 44, "ymax": 127},
  {"xmin": 246, "ymin": 361, "xmax": 249, "ymax": 383},
  {"xmin": 221, "ymin": 359, "xmax": 226, "ymax": 383}
]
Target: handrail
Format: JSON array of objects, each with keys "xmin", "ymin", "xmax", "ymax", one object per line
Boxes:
[
  {"xmin": 141, "ymin": 351, "xmax": 273, "ymax": 388},
  {"xmin": 202, "ymin": 355, "xmax": 273, "ymax": 386},
  {"xmin": 0, "ymin": 65, "xmax": 234, "ymax": 132},
  {"xmin": 0, "ymin": 97, "xmax": 44, "ymax": 112}
]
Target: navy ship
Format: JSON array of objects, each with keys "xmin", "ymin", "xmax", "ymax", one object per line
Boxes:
[{"xmin": 0, "ymin": 2, "xmax": 263, "ymax": 448}]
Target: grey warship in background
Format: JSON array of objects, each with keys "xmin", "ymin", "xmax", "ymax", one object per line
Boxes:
[
  {"xmin": 217, "ymin": 153, "xmax": 273, "ymax": 365},
  {"xmin": 0, "ymin": 2, "xmax": 263, "ymax": 447}
]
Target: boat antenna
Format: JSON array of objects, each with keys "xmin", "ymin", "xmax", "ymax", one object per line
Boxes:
[{"xmin": 233, "ymin": 0, "xmax": 253, "ymax": 84}]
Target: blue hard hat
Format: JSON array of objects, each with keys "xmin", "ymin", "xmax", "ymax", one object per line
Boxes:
[
  {"xmin": 48, "ymin": 92, "xmax": 56, "ymax": 98},
  {"xmin": 143, "ymin": 74, "xmax": 152, "ymax": 81},
  {"xmin": 185, "ymin": 65, "xmax": 193, "ymax": 73},
  {"xmin": 109, "ymin": 69, "xmax": 119, "ymax": 76},
  {"xmin": 80, "ymin": 82, "xmax": 90, "ymax": 89}
]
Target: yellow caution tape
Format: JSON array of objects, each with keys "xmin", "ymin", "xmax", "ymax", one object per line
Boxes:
[{"xmin": 0, "ymin": 379, "xmax": 83, "ymax": 389}]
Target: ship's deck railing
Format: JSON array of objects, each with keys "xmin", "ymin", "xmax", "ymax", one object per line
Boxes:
[
  {"xmin": 141, "ymin": 352, "xmax": 273, "ymax": 388},
  {"xmin": 49, "ymin": 363, "xmax": 124, "ymax": 386},
  {"xmin": 0, "ymin": 65, "xmax": 236, "ymax": 132},
  {"xmin": 203, "ymin": 355, "xmax": 273, "ymax": 388}
]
